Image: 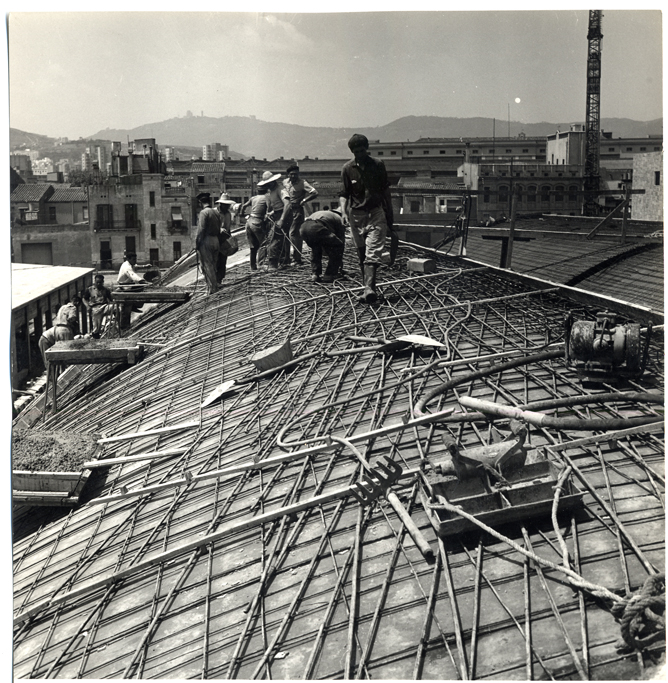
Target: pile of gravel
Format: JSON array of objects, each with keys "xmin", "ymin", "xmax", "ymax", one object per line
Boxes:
[{"xmin": 12, "ymin": 429, "xmax": 99, "ymax": 472}]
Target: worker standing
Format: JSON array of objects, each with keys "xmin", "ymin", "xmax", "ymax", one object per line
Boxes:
[
  {"xmin": 214, "ymin": 193, "xmax": 235, "ymax": 284},
  {"xmin": 242, "ymin": 192, "xmax": 270, "ymax": 270},
  {"xmin": 339, "ymin": 133, "xmax": 394, "ymax": 304},
  {"xmin": 258, "ymin": 171, "xmax": 290, "ymax": 271},
  {"xmin": 195, "ymin": 194, "xmax": 223, "ymax": 295},
  {"xmin": 283, "ymin": 163, "xmax": 318, "ymax": 266},
  {"xmin": 299, "ymin": 207, "xmax": 345, "ymax": 283}
]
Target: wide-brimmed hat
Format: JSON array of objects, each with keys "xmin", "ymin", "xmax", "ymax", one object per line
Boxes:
[
  {"xmin": 215, "ymin": 193, "xmax": 235, "ymax": 205},
  {"xmin": 257, "ymin": 171, "xmax": 282, "ymax": 187}
]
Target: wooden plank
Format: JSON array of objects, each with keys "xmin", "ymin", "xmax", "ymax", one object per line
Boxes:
[{"xmin": 97, "ymin": 420, "xmax": 200, "ymax": 444}]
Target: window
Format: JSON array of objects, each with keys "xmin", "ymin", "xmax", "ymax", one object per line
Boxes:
[
  {"xmin": 456, "ymin": 150, "xmax": 462, "ymax": 154},
  {"xmin": 626, "ymin": 147, "xmax": 633, "ymax": 152},
  {"xmin": 48, "ymin": 206, "xmax": 57, "ymax": 221},
  {"xmin": 125, "ymin": 236, "xmax": 136, "ymax": 254},
  {"xmin": 522, "ymin": 149, "xmax": 529, "ymax": 153},
  {"xmin": 96, "ymin": 204, "xmax": 113, "ymax": 229},
  {"xmin": 654, "ymin": 147, "xmax": 661, "ymax": 151},
  {"xmin": 539, "ymin": 148, "xmax": 546, "ymax": 153},
  {"xmin": 407, "ymin": 151, "xmax": 413, "ymax": 155},
  {"xmin": 655, "ymin": 171, "xmax": 661, "ymax": 186},
  {"xmin": 149, "ymin": 248, "xmax": 159, "ymax": 266},
  {"xmin": 488, "ymin": 149, "xmax": 494, "ymax": 154},
  {"xmin": 100, "ymin": 240, "xmax": 112, "ymax": 268},
  {"xmin": 608, "ymin": 147, "xmax": 615, "ymax": 152},
  {"xmin": 568, "ymin": 185, "xmax": 578, "ymax": 202},
  {"xmin": 515, "ymin": 172, "xmax": 521, "ymax": 177},
  {"xmin": 125, "ymin": 204, "xmax": 139, "ymax": 228},
  {"xmin": 557, "ymin": 173, "xmax": 563, "ymax": 177},
  {"xmin": 640, "ymin": 147, "xmax": 646, "ymax": 151},
  {"xmin": 555, "ymin": 185, "xmax": 564, "ymax": 202},
  {"xmin": 528, "ymin": 185, "xmax": 537, "ymax": 203},
  {"xmin": 498, "ymin": 185, "xmax": 509, "ymax": 204},
  {"xmin": 530, "ymin": 172, "xmax": 535, "ymax": 177},
  {"xmin": 440, "ymin": 150, "xmax": 446, "ymax": 154},
  {"xmin": 149, "ymin": 191, "xmax": 155, "ymax": 207},
  {"xmin": 198, "ymin": 175, "xmax": 205, "ymax": 184},
  {"xmin": 501, "ymin": 172, "xmax": 507, "ymax": 176},
  {"xmin": 505, "ymin": 149, "xmax": 512, "ymax": 153},
  {"xmin": 472, "ymin": 149, "xmax": 478, "ymax": 154},
  {"xmin": 150, "ymin": 223, "xmax": 157, "ymax": 239},
  {"xmin": 390, "ymin": 151, "xmax": 397, "ymax": 155},
  {"xmin": 173, "ymin": 241, "xmax": 182, "ymax": 262},
  {"xmin": 83, "ymin": 206, "xmax": 88, "ymax": 221},
  {"xmin": 410, "ymin": 200, "xmax": 420, "ymax": 213},
  {"xmin": 483, "ymin": 186, "xmax": 491, "ymax": 203},
  {"xmin": 377, "ymin": 151, "xmax": 384, "ymax": 156},
  {"xmin": 541, "ymin": 185, "xmax": 550, "ymax": 204},
  {"xmin": 311, "ymin": 202, "xmax": 320, "ymax": 211},
  {"xmin": 171, "ymin": 206, "xmax": 183, "ymax": 228}
]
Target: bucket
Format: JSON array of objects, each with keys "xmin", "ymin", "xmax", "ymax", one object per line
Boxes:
[{"xmin": 250, "ymin": 339, "xmax": 293, "ymax": 372}]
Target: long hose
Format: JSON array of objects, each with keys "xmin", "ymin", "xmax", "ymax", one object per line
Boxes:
[{"xmin": 412, "ymin": 348, "xmax": 663, "ymax": 431}]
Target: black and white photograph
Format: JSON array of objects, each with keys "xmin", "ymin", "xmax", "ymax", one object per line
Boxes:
[{"xmin": 7, "ymin": 7, "xmax": 665, "ymax": 680}]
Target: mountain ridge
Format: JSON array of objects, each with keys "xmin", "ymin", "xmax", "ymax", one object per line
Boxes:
[{"xmin": 11, "ymin": 115, "xmax": 663, "ymax": 161}]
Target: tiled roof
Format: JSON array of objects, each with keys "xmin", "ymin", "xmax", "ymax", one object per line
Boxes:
[
  {"xmin": 10, "ymin": 184, "xmax": 53, "ymax": 202},
  {"xmin": 190, "ymin": 162, "xmax": 226, "ymax": 173},
  {"xmin": 48, "ymin": 188, "xmax": 87, "ymax": 202}
]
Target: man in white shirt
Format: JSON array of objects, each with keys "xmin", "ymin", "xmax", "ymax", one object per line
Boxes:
[{"xmin": 117, "ymin": 252, "xmax": 148, "ymax": 327}]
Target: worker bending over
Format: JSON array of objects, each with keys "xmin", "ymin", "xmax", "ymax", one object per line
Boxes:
[
  {"xmin": 39, "ymin": 309, "xmax": 78, "ymax": 375},
  {"xmin": 299, "ymin": 208, "xmax": 346, "ymax": 283}
]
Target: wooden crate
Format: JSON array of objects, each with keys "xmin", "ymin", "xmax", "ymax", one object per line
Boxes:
[{"xmin": 12, "ymin": 469, "xmax": 92, "ymax": 506}]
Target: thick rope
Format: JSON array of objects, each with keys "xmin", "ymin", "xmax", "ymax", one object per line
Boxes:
[{"xmin": 611, "ymin": 574, "xmax": 666, "ymax": 652}]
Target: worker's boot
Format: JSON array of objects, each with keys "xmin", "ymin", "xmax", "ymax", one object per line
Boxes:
[
  {"xmin": 358, "ymin": 263, "xmax": 378, "ymax": 304},
  {"xmin": 357, "ymin": 246, "xmax": 366, "ymax": 274}
]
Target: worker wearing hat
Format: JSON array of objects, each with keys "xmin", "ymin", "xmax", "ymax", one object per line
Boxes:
[
  {"xmin": 196, "ymin": 194, "xmax": 232, "ymax": 295},
  {"xmin": 257, "ymin": 170, "xmax": 290, "ymax": 271},
  {"xmin": 282, "ymin": 163, "xmax": 318, "ymax": 266},
  {"xmin": 340, "ymin": 133, "xmax": 395, "ymax": 304}
]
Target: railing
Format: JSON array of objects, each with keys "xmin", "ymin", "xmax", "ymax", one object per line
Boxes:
[
  {"xmin": 93, "ymin": 220, "xmax": 142, "ymax": 232},
  {"xmin": 167, "ymin": 223, "xmax": 189, "ymax": 234}
]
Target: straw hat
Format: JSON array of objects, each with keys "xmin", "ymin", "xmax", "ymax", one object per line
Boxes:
[
  {"xmin": 256, "ymin": 171, "xmax": 282, "ymax": 187},
  {"xmin": 215, "ymin": 193, "xmax": 235, "ymax": 205}
]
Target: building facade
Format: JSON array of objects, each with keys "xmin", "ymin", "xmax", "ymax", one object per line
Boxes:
[{"xmin": 632, "ymin": 151, "xmax": 663, "ymax": 222}]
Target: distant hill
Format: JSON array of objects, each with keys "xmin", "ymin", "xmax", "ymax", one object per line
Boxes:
[
  {"xmin": 89, "ymin": 115, "xmax": 663, "ymax": 160},
  {"xmin": 11, "ymin": 115, "xmax": 663, "ymax": 163}
]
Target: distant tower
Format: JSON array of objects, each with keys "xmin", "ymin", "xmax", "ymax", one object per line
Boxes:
[
  {"xmin": 164, "ymin": 146, "xmax": 175, "ymax": 162},
  {"xmin": 81, "ymin": 149, "xmax": 92, "ymax": 172},
  {"xmin": 584, "ymin": 10, "xmax": 603, "ymax": 215},
  {"xmin": 96, "ymin": 145, "xmax": 107, "ymax": 174}
]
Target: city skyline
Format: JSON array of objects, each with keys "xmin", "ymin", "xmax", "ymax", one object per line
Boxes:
[{"xmin": 8, "ymin": 9, "xmax": 663, "ymax": 141}]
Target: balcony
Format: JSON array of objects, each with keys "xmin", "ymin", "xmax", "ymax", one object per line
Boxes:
[
  {"xmin": 167, "ymin": 222, "xmax": 189, "ymax": 235},
  {"xmin": 93, "ymin": 220, "xmax": 142, "ymax": 232}
]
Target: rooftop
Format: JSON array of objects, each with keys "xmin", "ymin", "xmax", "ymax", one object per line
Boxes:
[
  {"xmin": 10, "ymin": 184, "xmax": 54, "ymax": 203},
  {"xmin": 11, "ymin": 263, "xmax": 94, "ymax": 311},
  {"xmin": 11, "ymin": 236, "xmax": 665, "ymax": 680}
]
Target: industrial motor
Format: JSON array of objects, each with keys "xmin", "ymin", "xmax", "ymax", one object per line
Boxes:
[{"xmin": 564, "ymin": 311, "xmax": 650, "ymax": 380}]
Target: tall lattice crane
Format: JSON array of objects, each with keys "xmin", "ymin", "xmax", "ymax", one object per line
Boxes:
[{"xmin": 584, "ymin": 10, "xmax": 603, "ymax": 215}]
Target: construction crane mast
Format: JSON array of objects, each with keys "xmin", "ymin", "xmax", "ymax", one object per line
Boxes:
[{"xmin": 584, "ymin": 10, "xmax": 603, "ymax": 215}]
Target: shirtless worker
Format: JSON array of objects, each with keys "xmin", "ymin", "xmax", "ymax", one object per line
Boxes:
[{"xmin": 339, "ymin": 133, "xmax": 396, "ymax": 304}]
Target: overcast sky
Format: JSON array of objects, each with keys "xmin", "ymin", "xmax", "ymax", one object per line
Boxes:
[{"xmin": 6, "ymin": 8, "xmax": 664, "ymax": 139}]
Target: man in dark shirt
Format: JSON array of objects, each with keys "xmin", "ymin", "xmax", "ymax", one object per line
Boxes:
[
  {"xmin": 299, "ymin": 208, "xmax": 345, "ymax": 283},
  {"xmin": 339, "ymin": 133, "xmax": 395, "ymax": 303}
]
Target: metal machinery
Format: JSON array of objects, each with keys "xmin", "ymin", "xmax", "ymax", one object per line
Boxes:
[
  {"xmin": 426, "ymin": 421, "xmax": 583, "ymax": 537},
  {"xmin": 564, "ymin": 310, "xmax": 652, "ymax": 381},
  {"xmin": 584, "ymin": 10, "xmax": 603, "ymax": 216}
]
